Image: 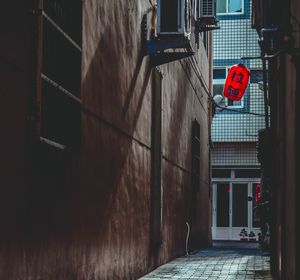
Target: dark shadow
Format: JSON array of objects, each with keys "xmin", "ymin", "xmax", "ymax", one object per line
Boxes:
[
  {"xmin": 122, "ymin": 14, "xmax": 148, "ymax": 117},
  {"xmin": 122, "ymin": 52, "xmax": 145, "ymax": 117},
  {"xmin": 6, "ymin": 13, "xmax": 153, "ymax": 279},
  {"xmin": 157, "ymin": 59, "xmax": 195, "ymax": 262}
]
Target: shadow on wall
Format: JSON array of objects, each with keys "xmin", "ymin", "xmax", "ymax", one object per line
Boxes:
[
  {"xmin": 0, "ymin": 18, "xmax": 153, "ymax": 280},
  {"xmin": 77, "ymin": 22, "xmax": 152, "ymax": 240},
  {"xmin": 161, "ymin": 61, "xmax": 191, "ymax": 260}
]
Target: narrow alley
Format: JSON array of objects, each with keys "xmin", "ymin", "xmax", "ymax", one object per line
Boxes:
[
  {"xmin": 140, "ymin": 243, "xmax": 273, "ymax": 280},
  {"xmin": 0, "ymin": 0, "xmax": 299, "ymax": 279}
]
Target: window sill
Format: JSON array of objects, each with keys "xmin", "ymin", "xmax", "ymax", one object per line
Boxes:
[
  {"xmin": 226, "ymin": 106, "xmax": 244, "ymax": 109},
  {"xmin": 217, "ymin": 12, "xmax": 244, "ymax": 16}
]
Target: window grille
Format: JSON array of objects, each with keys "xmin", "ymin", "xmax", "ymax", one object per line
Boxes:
[{"xmin": 38, "ymin": 0, "xmax": 82, "ymax": 149}]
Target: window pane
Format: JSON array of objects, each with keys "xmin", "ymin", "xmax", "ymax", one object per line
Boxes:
[
  {"xmin": 232, "ymin": 184, "xmax": 248, "ymax": 227},
  {"xmin": 43, "ymin": 20, "xmax": 81, "ymax": 97},
  {"xmin": 41, "ymin": 80, "xmax": 81, "ymax": 148},
  {"xmin": 161, "ymin": 0, "xmax": 179, "ymax": 32},
  {"xmin": 217, "ymin": 184, "xmax": 230, "ymax": 227},
  {"xmin": 228, "ymin": 0, "xmax": 242, "ymax": 13},
  {"xmin": 213, "ymin": 68, "xmax": 226, "ymax": 79},
  {"xmin": 44, "ymin": 0, "xmax": 82, "ymax": 45},
  {"xmin": 217, "ymin": 0, "xmax": 226, "ymax": 13},
  {"xmin": 227, "ymin": 99, "xmax": 242, "ymax": 107},
  {"xmin": 212, "ymin": 169, "xmax": 231, "ymax": 178},
  {"xmin": 235, "ymin": 169, "xmax": 261, "ymax": 178},
  {"xmin": 250, "ymin": 70, "xmax": 263, "ymax": 83},
  {"xmin": 213, "ymin": 84, "xmax": 224, "ymax": 96}
]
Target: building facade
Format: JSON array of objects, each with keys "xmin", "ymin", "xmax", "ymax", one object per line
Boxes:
[
  {"xmin": 252, "ymin": 0, "xmax": 300, "ymax": 279},
  {"xmin": 211, "ymin": 0, "xmax": 266, "ymax": 240},
  {"xmin": 0, "ymin": 0, "xmax": 213, "ymax": 279}
]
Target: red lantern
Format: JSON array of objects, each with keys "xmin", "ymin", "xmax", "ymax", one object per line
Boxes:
[{"xmin": 223, "ymin": 64, "xmax": 250, "ymax": 101}]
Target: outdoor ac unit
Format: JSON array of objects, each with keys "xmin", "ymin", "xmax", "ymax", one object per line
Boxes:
[
  {"xmin": 200, "ymin": 0, "xmax": 216, "ymax": 19},
  {"xmin": 157, "ymin": 0, "xmax": 191, "ymax": 38}
]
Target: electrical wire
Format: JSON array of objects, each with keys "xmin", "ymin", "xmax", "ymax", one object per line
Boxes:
[
  {"xmin": 186, "ymin": 55, "xmax": 212, "ymax": 99},
  {"xmin": 291, "ymin": 14, "xmax": 300, "ymax": 27},
  {"xmin": 191, "ymin": 55, "xmax": 210, "ymax": 91},
  {"xmin": 215, "ymin": 104, "xmax": 266, "ymax": 116},
  {"xmin": 183, "ymin": 46, "xmax": 267, "ymax": 117},
  {"xmin": 148, "ymin": 0, "xmax": 156, "ymax": 8}
]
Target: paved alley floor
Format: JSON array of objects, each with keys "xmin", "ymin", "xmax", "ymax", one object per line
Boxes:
[{"xmin": 139, "ymin": 242, "xmax": 273, "ymax": 279}]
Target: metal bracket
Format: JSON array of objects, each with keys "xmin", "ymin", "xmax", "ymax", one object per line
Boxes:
[
  {"xmin": 146, "ymin": 39, "xmax": 191, "ymax": 55},
  {"xmin": 196, "ymin": 18, "xmax": 220, "ymax": 33},
  {"xmin": 145, "ymin": 38, "xmax": 194, "ymax": 66},
  {"xmin": 150, "ymin": 51, "xmax": 195, "ymax": 67},
  {"xmin": 199, "ymin": 25, "xmax": 220, "ymax": 32}
]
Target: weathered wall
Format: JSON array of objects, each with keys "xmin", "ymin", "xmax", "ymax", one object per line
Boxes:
[
  {"xmin": 0, "ymin": 0, "xmax": 212, "ymax": 279},
  {"xmin": 269, "ymin": 0, "xmax": 300, "ymax": 278},
  {"xmin": 0, "ymin": 0, "xmax": 31, "ymax": 247}
]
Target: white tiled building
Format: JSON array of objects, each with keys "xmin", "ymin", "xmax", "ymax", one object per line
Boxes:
[{"xmin": 211, "ymin": 0, "xmax": 265, "ymax": 241}]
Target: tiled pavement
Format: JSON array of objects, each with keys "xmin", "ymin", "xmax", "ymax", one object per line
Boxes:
[{"xmin": 139, "ymin": 242, "xmax": 273, "ymax": 279}]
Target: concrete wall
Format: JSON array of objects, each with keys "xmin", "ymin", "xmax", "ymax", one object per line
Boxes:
[{"xmin": 0, "ymin": 1, "xmax": 212, "ymax": 279}]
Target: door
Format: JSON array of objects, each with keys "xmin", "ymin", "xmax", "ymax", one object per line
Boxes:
[
  {"xmin": 231, "ymin": 183, "xmax": 249, "ymax": 239},
  {"xmin": 213, "ymin": 183, "xmax": 230, "ymax": 239},
  {"xmin": 212, "ymin": 182, "xmax": 259, "ymax": 240}
]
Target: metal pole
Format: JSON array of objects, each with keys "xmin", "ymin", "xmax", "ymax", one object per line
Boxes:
[{"xmin": 262, "ymin": 59, "xmax": 269, "ymax": 129}]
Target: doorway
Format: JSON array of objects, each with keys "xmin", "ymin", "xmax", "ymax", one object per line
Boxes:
[{"xmin": 212, "ymin": 181, "xmax": 261, "ymax": 240}]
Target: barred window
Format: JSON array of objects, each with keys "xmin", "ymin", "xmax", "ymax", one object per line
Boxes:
[{"xmin": 39, "ymin": 0, "xmax": 82, "ymax": 150}]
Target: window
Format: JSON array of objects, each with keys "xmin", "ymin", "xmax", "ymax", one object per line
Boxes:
[
  {"xmin": 212, "ymin": 169, "xmax": 231, "ymax": 178},
  {"xmin": 160, "ymin": 0, "xmax": 179, "ymax": 32},
  {"xmin": 250, "ymin": 69, "xmax": 263, "ymax": 83},
  {"xmin": 213, "ymin": 68, "xmax": 226, "ymax": 79},
  {"xmin": 38, "ymin": 0, "xmax": 82, "ymax": 150},
  {"xmin": 216, "ymin": 184, "xmax": 230, "ymax": 227},
  {"xmin": 213, "ymin": 67, "xmax": 244, "ymax": 108},
  {"xmin": 216, "ymin": 0, "xmax": 243, "ymax": 15},
  {"xmin": 235, "ymin": 169, "xmax": 261, "ymax": 178}
]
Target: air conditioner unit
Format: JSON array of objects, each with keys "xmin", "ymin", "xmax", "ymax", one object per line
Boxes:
[
  {"xmin": 157, "ymin": 0, "xmax": 191, "ymax": 38},
  {"xmin": 197, "ymin": 0, "xmax": 219, "ymax": 32},
  {"xmin": 200, "ymin": 0, "xmax": 216, "ymax": 19}
]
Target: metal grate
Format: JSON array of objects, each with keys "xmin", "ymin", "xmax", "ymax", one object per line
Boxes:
[
  {"xmin": 40, "ymin": 0, "xmax": 82, "ymax": 149},
  {"xmin": 201, "ymin": 0, "xmax": 216, "ymax": 17}
]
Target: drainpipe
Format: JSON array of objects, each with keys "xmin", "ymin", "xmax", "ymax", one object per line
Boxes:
[{"xmin": 262, "ymin": 58, "xmax": 269, "ymax": 129}]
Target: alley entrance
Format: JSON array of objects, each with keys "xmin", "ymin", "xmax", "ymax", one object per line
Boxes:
[{"xmin": 140, "ymin": 242, "xmax": 273, "ymax": 279}]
